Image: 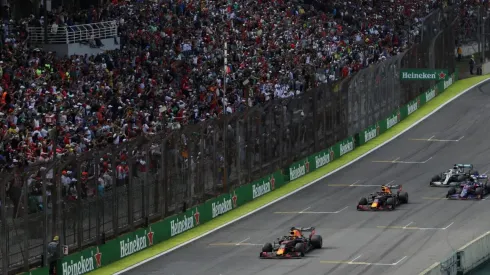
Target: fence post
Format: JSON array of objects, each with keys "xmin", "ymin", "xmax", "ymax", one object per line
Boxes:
[
  {"xmin": 111, "ymin": 150, "xmax": 119, "ymax": 236},
  {"xmin": 128, "ymin": 149, "xmax": 134, "ymax": 232},
  {"xmin": 22, "ymin": 173, "xmax": 30, "ymax": 272},
  {"xmin": 94, "ymin": 152, "xmax": 101, "ymax": 245},
  {"xmin": 0, "ymin": 172, "xmax": 8, "ymax": 273},
  {"xmin": 42, "ymin": 169, "xmax": 49, "ymax": 267},
  {"xmin": 160, "ymin": 139, "xmax": 167, "ymax": 217}
]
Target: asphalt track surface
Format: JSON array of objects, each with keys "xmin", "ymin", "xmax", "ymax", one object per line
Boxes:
[{"xmin": 124, "ymin": 82, "xmax": 490, "ymax": 275}]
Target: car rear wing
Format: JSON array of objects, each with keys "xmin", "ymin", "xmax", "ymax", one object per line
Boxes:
[
  {"xmin": 291, "ymin": 226, "xmax": 315, "ymax": 232},
  {"xmin": 454, "ymin": 164, "xmax": 473, "ymax": 169},
  {"xmin": 386, "ymin": 184, "xmax": 403, "ymax": 191}
]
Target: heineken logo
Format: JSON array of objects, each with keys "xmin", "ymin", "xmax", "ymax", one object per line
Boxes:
[
  {"xmin": 252, "ymin": 181, "xmax": 271, "ymax": 199},
  {"xmin": 170, "ymin": 210, "xmax": 198, "ymax": 237},
  {"xmin": 407, "ymin": 101, "xmax": 418, "ymax": 115},
  {"xmin": 400, "ymin": 69, "xmax": 448, "ymax": 81},
  {"xmin": 120, "ymin": 229, "xmax": 153, "ymax": 258},
  {"xmin": 443, "ymin": 76, "xmax": 453, "ymax": 89},
  {"xmin": 290, "ymin": 163, "xmax": 306, "ymax": 181},
  {"xmin": 315, "ymin": 151, "xmax": 331, "ymax": 169},
  {"xmin": 212, "ymin": 196, "xmax": 233, "ymax": 218},
  {"xmin": 364, "ymin": 127, "xmax": 377, "ymax": 143},
  {"xmin": 340, "ymin": 140, "xmax": 354, "ymax": 157},
  {"xmin": 387, "ymin": 115, "xmax": 398, "ymax": 129},
  {"xmin": 425, "ymin": 88, "xmax": 436, "ymax": 102},
  {"xmin": 61, "ymin": 248, "xmax": 100, "ymax": 275}
]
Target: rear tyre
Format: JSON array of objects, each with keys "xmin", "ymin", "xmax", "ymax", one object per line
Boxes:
[
  {"xmin": 262, "ymin": 243, "xmax": 273, "ymax": 253},
  {"xmin": 386, "ymin": 198, "xmax": 395, "ymax": 210},
  {"xmin": 447, "ymin": 187, "xmax": 456, "ymax": 197},
  {"xmin": 457, "ymin": 175, "xmax": 466, "ymax": 182},
  {"xmin": 399, "ymin": 192, "xmax": 409, "ymax": 204},
  {"xmin": 294, "ymin": 242, "xmax": 305, "ymax": 257},
  {"xmin": 358, "ymin": 197, "xmax": 368, "ymax": 205},
  {"xmin": 311, "ymin": 235, "xmax": 323, "ymax": 249},
  {"xmin": 432, "ymin": 175, "xmax": 441, "ymax": 182},
  {"xmin": 475, "ymin": 187, "xmax": 483, "ymax": 196}
]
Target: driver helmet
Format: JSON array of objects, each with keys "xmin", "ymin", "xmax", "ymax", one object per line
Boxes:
[
  {"xmin": 290, "ymin": 229, "xmax": 301, "ymax": 238},
  {"xmin": 381, "ymin": 185, "xmax": 391, "ymax": 194}
]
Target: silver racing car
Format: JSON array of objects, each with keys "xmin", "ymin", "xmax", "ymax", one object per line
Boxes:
[{"xmin": 430, "ymin": 164, "xmax": 478, "ymax": 187}]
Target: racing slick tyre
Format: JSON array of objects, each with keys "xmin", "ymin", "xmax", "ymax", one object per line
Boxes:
[
  {"xmin": 457, "ymin": 175, "xmax": 466, "ymax": 182},
  {"xmin": 386, "ymin": 198, "xmax": 395, "ymax": 210},
  {"xmin": 358, "ymin": 197, "xmax": 368, "ymax": 205},
  {"xmin": 311, "ymin": 235, "xmax": 323, "ymax": 249},
  {"xmin": 295, "ymin": 242, "xmax": 305, "ymax": 257},
  {"xmin": 262, "ymin": 243, "xmax": 273, "ymax": 253},
  {"xmin": 431, "ymin": 175, "xmax": 441, "ymax": 182},
  {"xmin": 447, "ymin": 187, "xmax": 457, "ymax": 197},
  {"xmin": 399, "ymin": 192, "xmax": 409, "ymax": 204},
  {"xmin": 475, "ymin": 187, "xmax": 483, "ymax": 196}
]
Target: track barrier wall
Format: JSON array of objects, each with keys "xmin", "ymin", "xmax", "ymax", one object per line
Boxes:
[{"xmin": 419, "ymin": 231, "xmax": 490, "ymax": 275}]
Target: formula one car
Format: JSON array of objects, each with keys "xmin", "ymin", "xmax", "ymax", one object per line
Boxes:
[
  {"xmin": 260, "ymin": 227, "xmax": 322, "ymax": 259},
  {"xmin": 446, "ymin": 174, "xmax": 490, "ymax": 200},
  {"xmin": 430, "ymin": 164, "xmax": 478, "ymax": 187},
  {"xmin": 357, "ymin": 185, "xmax": 409, "ymax": 211}
]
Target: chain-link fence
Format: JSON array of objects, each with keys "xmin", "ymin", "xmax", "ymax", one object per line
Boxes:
[{"xmin": 0, "ymin": 5, "xmax": 459, "ymax": 275}]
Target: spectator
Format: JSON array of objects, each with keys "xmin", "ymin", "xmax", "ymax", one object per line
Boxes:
[{"xmin": 0, "ymin": 0, "xmax": 443, "ymax": 207}]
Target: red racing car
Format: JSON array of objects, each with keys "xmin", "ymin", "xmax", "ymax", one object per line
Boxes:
[
  {"xmin": 357, "ymin": 185, "xmax": 409, "ymax": 211},
  {"xmin": 260, "ymin": 227, "xmax": 322, "ymax": 259}
]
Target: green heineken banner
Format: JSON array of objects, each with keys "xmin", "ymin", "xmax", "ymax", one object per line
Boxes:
[{"xmin": 400, "ymin": 69, "xmax": 449, "ymax": 81}]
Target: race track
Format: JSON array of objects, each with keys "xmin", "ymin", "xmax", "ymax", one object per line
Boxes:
[{"xmin": 123, "ymin": 81, "xmax": 490, "ymax": 275}]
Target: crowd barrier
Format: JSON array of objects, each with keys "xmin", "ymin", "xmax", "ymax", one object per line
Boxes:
[{"xmin": 420, "ymin": 231, "xmax": 490, "ymax": 275}]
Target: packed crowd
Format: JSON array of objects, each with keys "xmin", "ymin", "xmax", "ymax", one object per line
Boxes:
[{"xmin": 1, "ymin": 0, "xmax": 445, "ymax": 211}]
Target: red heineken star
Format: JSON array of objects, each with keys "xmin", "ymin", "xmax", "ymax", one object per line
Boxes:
[
  {"xmin": 231, "ymin": 192, "xmax": 238, "ymax": 208},
  {"xmin": 194, "ymin": 208, "xmax": 200, "ymax": 225},
  {"xmin": 270, "ymin": 176, "xmax": 275, "ymax": 190},
  {"xmin": 94, "ymin": 247, "xmax": 102, "ymax": 267},
  {"xmin": 147, "ymin": 227, "xmax": 154, "ymax": 246},
  {"xmin": 439, "ymin": 72, "xmax": 446, "ymax": 80},
  {"xmin": 305, "ymin": 160, "xmax": 310, "ymax": 172}
]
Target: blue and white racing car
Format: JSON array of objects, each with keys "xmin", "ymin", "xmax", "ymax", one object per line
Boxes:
[
  {"xmin": 430, "ymin": 164, "xmax": 478, "ymax": 187},
  {"xmin": 446, "ymin": 174, "xmax": 490, "ymax": 200}
]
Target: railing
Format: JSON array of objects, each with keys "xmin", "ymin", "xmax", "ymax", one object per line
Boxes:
[
  {"xmin": 1, "ymin": 6, "xmax": 459, "ymax": 275},
  {"xmin": 419, "ymin": 231, "xmax": 490, "ymax": 275},
  {"xmin": 27, "ymin": 21, "xmax": 118, "ymax": 44}
]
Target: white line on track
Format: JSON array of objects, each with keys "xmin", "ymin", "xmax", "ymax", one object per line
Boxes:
[
  {"xmin": 403, "ymin": 222, "xmax": 414, "ymax": 229},
  {"xmin": 393, "ymin": 256, "xmax": 408, "ymax": 265},
  {"xmin": 349, "ymin": 180, "xmax": 361, "ymax": 186},
  {"xmin": 350, "ymin": 255, "xmax": 362, "ymax": 263},
  {"xmin": 113, "ymin": 79, "xmax": 490, "ymax": 275},
  {"xmin": 236, "ymin": 237, "xmax": 250, "ymax": 246},
  {"xmin": 443, "ymin": 222, "xmax": 454, "ymax": 230},
  {"xmin": 299, "ymin": 207, "xmax": 311, "ymax": 213}
]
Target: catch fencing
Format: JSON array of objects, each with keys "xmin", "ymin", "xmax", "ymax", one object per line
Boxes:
[{"xmin": 0, "ymin": 5, "xmax": 458, "ymax": 275}]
